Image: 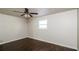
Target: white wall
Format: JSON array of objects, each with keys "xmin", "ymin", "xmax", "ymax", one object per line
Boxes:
[
  {"xmin": 29, "ymin": 9, "xmax": 77, "ymax": 49},
  {"xmin": 0, "ymin": 13, "xmax": 28, "ymax": 44},
  {"xmin": 77, "ymin": 9, "xmax": 79, "ymax": 50}
]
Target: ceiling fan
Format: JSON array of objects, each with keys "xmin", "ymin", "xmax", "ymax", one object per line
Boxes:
[{"xmin": 13, "ymin": 8, "xmax": 38, "ymax": 17}]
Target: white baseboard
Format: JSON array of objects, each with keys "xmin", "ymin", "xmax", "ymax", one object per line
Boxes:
[
  {"xmin": 28, "ymin": 36, "xmax": 78, "ymax": 50},
  {"xmin": 0, "ymin": 36, "xmax": 78, "ymax": 50},
  {"xmin": 0, "ymin": 37, "xmax": 27, "ymax": 45}
]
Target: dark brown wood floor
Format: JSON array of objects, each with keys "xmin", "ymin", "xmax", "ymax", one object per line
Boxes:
[{"xmin": 0, "ymin": 38, "xmax": 77, "ymax": 51}]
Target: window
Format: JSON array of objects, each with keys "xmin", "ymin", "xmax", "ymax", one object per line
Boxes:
[{"xmin": 38, "ymin": 20, "xmax": 47, "ymax": 29}]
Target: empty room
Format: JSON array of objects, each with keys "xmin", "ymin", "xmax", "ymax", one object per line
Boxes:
[{"xmin": 0, "ymin": 8, "xmax": 78, "ymax": 51}]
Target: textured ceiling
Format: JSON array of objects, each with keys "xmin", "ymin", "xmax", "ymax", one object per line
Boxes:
[{"xmin": 0, "ymin": 8, "xmax": 76, "ymax": 18}]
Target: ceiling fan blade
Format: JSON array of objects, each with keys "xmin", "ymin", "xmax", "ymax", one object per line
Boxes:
[
  {"xmin": 25, "ymin": 8, "xmax": 29, "ymax": 13},
  {"xmin": 21, "ymin": 13, "xmax": 25, "ymax": 16},
  {"xmin": 30, "ymin": 13, "xmax": 38, "ymax": 15},
  {"xmin": 29, "ymin": 14, "xmax": 33, "ymax": 17}
]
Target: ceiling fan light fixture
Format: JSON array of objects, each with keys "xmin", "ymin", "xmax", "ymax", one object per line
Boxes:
[{"xmin": 24, "ymin": 14, "xmax": 30, "ymax": 18}]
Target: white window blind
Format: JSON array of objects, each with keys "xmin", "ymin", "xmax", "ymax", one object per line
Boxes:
[{"xmin": 38, "ymin": 20, "xmax": 47, "ymax": 29}]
